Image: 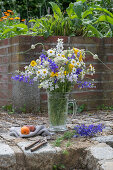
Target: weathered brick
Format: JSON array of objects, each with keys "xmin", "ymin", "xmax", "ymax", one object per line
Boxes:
[
  {"xmin": 8, "ymin": 36, "xmax": 20, "ymax": 44},
  {"xmin": 0, "ymin": 82, "xmax": 8, "ymax": 90},
  {"xmin": 0, "ymin": 99, "xmax": 11, "ymax": 106},
  {"xmin": 40, "ymin": 93, "xmax": 47, "ymax": 101},
  {"xmin": 70, "ymin": 37, "xmax": 101, "ymax": 45},
  {"xmin": 0, "ymin": 91, "xmax": 8, "ymax": 99},
  {"xmin": 0, "ymin": 74, "xmax": 8, "ymax": 82},
  {"xmin": 103, "ymin": 37, "xmax": 113, "ymax": 44},
  {"xmin": 0, "ymin": 57, "xmax": 2, "ymax": 63},
  {"xmin": 0, "ymin": 65, "xmax": 8, "ymax": 73},
  {"xmin": 8, "ymin": 63, "xmax": 19, "ymax": 73},
  {"xmin": 0, "ymin": 48, "xmax": 7, "ymax": 56},
  {"xmin": 107, "ymin": 56, "xmax": 113, "ymax": 62},
  {"xmin": 2, "ymin": 57, "xmax": 9, "ymax": 63}
]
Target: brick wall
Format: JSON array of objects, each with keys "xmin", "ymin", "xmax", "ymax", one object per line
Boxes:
[{"xmin": 0, "ymin": 35, "xmax": 113, "ymax": 111}]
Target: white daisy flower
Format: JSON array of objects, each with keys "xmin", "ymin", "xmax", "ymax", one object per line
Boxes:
[
  {"xmin": 75, "ymin": 61, "xmax": 81, "ymax": 67},
  {"xmin": 47, "ymin": 49, "xmax": 55, "ymax": 57},
  {"xmin": 42, "ymin": 69, "xmax": 48, "ymax": 76},
  {"xmin": 71, "ymin": 59, "xmax": 76, "ymax": 65},
  {"xmin": 72, "ymin": 67, "xmax": 76, "ymax": 73},
  {"xmin": 56, "ymin": 53, "xmax": 62, "ymax": 57}
]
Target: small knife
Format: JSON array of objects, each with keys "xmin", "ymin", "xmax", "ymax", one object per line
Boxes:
[
  {"xmin": 25, "ymin": 139, "xmax": 41, "ymax": 150},
  {"xmin": 31, "ymin": 140, "xmax": 47, "ymax": 152}
]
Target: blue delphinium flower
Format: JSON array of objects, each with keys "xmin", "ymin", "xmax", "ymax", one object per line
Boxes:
[
  {"xmin": 48, "ymin": 58, "xmax": 58, "ymax": 73},
  {"xmin": 76, "ymin": 68, "xmax": 82, "ymax": 75},
  {"xmin": 73, "ymin": 124, "xmax": 105, "ymax": 137},
  {"xmin": 77, "ymin": 81, "xmax": 95, "ymax": 88},
  {"xmin": 11, "ymin": 75, "xmax": 33, "ymax": 84}
]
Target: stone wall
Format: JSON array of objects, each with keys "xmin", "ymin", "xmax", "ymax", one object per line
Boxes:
[{"xmin": 0, "ymin": 35, "xmax": 113, "ymax": 111}]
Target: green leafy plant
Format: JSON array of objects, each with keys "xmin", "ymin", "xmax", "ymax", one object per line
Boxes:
[
  {"xmin": 2, "ymin": 104, "xmax": 15, "ymax": 114},
  {"xmin": 97, "ymin": 104, "xmax": 113, "ymax": 110},
  {"xmin": 20, "ymin": 104, "xmax": 27, "ymax": 113},
  {"xmin": 54, "ymin": 131, "xmax": 74, "ymax": 147},
  {"xmin": 68, "ymin": 103, "xmax": 86, "ymax": 114},
  {"xmin": 29, "ymin": 2, "xmax": 75, "ymax": 37},
  {"xmin": 66, "ymin": 1, "xmax": 113, "ymax": 37},
  {"xmin": 77, "ymin": 104, "xmax": 86, "ymax": 113},
  {"xmin": 53, "ymin": 163, "xmax": 65, "ymax": 170},
  {"xmin": 54, "ymin": 137, "xmax": 63, "ymax": 147}
]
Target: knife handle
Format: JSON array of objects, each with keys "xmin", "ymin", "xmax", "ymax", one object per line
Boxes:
[
  {"xmin": 31, "ymin": 141, "xmax": 47, "ymax": 152},
  {"xmin": 25, "ymin": 139, "xmax": 40, "ymax": 150}
]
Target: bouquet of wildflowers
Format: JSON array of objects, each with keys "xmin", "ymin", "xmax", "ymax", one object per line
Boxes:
[{"xmin": 12, "ymin": 38, "xmax": 97, "ymax": 93}]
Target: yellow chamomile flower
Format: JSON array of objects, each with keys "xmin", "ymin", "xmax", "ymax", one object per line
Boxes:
[
  {"xmin": 64, "ymin": 71, "xmax": 67, "ymax": 75},
  {"xmin": 71, "ymin": 59, "xmax": 76, "ymax": 65},
  {"xmin": 73, "ymin": 48, "xmax": 79, "ymax": 55},
  {"xmin": 62, "ymin": 54, "xmax": 65, "ymax": 58},
  {"xmin": 79, "ymin": 52, "xmax": 83, "ymax": 62},
  {"xmin": 69, "ymin": 64, "xmax": 74, "ymax": 72},
  {"xmin": 50, "ymin": 72, "xmax": 58, "ymax": 77},
  {"xmin": 30, "ymin": 60, "xmax": 37, "ymax": 67}
]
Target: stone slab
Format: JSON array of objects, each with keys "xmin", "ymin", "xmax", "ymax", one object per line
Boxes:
[
  {"xmin": 99, "ymin": 160, "xmax": 113, "ymax": 170},
  {"xmin": 92, "ymin": 135, "xmax": 113, "ymax": 148},
  {"xmin": 89, "ymin": 143, "xmax": 113, "ymax": 160},
  {"xmin": 17, "ymin": 141, "xmax": 62, "ymax": 170},
  {"xmin": 0, "ymin": 142, "xmax": 16, "ymax": 169}
]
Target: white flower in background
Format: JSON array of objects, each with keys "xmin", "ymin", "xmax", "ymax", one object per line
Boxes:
[
  {"xmin": 24, "ymin": 66, "xmax": 28, "ymax": 70},
  {"xmin": 56, "ymin": 38, "xmax": 64, "ymax": 53},
  {"xmin": 33, "ymin": 77, "xmax": 38, "ymax": 81},
  {"xmin": 54, "ymin": 56, "xmax": 68, "ymax": 65},
  {"xmin": 50, "ymin": 86, "xmax": 54, "ymax": 91},
  {"xmin": 31, "ymin": 44, "xmax": 35, "ymax": 49},
  {"xmin": 71, "ymin": 59, "xmax": 76, "ymax": 65},
  {"xmin": 56, "ymin": 53, "xmax": 62, "ymax": 57},
  {"xmin": 55, "ymin": 84, "xmax": 59, "ymax": 89},
  {"xmin": 47, "ymin": 49, "xmax": 55, "ymax": 57},
  {"xmin": 68, "ymin": 75, "xmax": 73, "ymax": 82},
  {"xmin": 43, "ymin": 61, "xmax": 49, "ymax": 67},
  {"xmin": 49, "ymin": 81, "xmax": 53, "ymax": 87},
  {"xmin": 93, "ymin": 54, "xmax": 98, "ymax": 59},
  {"xmin": 73, "ymin": 74, "xmax": 78, "ymax": 81},
  {"xmin": 41, "ymin": 69, "xmax": 48, "ymax": 77},
  {"xmin": 75, "ymin": 61, "xmax": 81, "ymax": 67},
  {"xmin": 72, "ymin": 67, "xmax": 76, "ymax": 73},
  {"xmin": 27, "ymin": 71, "xmax": 33, "ymax": 76},
  {"xmin": 37, "ymin": 70, "xmax": 41, "ymax": 77},
  {"xmin": 41, "ymin": 80, "xmax": 49, "ymax": 89},
  {"xmin": 36, "ymin": 59, "xmax": 41, "ymax": 64}
]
